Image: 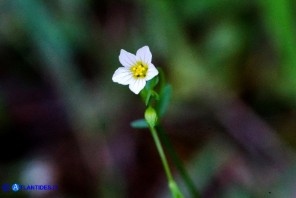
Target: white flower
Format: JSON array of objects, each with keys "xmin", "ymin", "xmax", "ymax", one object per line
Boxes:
[{"xmin": 112, "ymin": 46, "xmax": 159, "ymax": 94}]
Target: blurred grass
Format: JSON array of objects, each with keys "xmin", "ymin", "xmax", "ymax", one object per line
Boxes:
[{"xmin": 259, "ymin": 0, "xmax": 296, "ymax": 97}]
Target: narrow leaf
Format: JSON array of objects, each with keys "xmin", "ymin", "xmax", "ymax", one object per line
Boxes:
[
  {"xmin": 156, "ymin": 84, "xmax": 172, "ymax": 117},
  {"xmin": 146, "ymin": 76, "xmax": 159, "ymax": 91},
  {"xmin": 130, "ymin": 119, "xmax": 149, "ymax": 128},
  {"xmin": 145, "ymin": 91, "xmax": 152, "ymax": 106}
]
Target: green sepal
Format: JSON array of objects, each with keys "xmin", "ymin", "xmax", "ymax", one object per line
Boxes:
[{"xmin": 130, "ymin": 119, "xmax": 149, "ymax": 128}]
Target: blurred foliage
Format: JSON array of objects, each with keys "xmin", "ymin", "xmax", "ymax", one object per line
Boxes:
[{"xmin": 1, "ymin": 0, "xmax": 296, "ymax": 197}]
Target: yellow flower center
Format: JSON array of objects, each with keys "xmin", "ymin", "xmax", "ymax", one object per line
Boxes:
[{"xmin": 130, "ymin": 61, "xmax": 148, "ymax": 79}]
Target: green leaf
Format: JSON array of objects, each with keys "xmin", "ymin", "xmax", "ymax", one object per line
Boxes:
[
  {"xmin": 145, "ymin": 76, "xmax": 159, "ymax": 91},
  {"xmin": 141, "ymin": 76, "xmax": 159, "ymax": 106},
  {"xmin": 151, "ymin": 90, "xmax": 160, "ymax": 100},
  {"xmin": 157, "ymin": 67, "xmax": 166, "ymax": 89},
  {"xmin": 140, "ymin": 88, "xmax": 149, "ymax": 105},
  {"xmin": 130, "ymin": 119, "xmax": 149, "ymax": 128},
  {"xmin": 156, "ymin": 84, "xmax": 172, "ymax": 117},
  {"xmin": 145, "ymin": 91, "xmax": 152, "ymax": 106}
]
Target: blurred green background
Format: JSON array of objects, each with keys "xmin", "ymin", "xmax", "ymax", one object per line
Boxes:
[{"xmin": 1, "ymin": 0, "xmax": 296, "ymax": 197}]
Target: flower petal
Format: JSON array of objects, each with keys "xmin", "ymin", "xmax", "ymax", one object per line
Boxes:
[
  {"xmin": 145, "ymin": 63, "xmax": 159, "ymax": 81},
  {"xmin": 129, "ymin": 79, "xmax": 146, "ymax": 94},
  {"xmin": 112, "ymin": 67, "xmax": 134, "ymax": 85},
  {"xmin": 136, "ymin": 46, "xmax": 152, "ymax": 64},
  {"xmin": 119, "ymin": 49, "xmax": 137, "ymax": 68}
]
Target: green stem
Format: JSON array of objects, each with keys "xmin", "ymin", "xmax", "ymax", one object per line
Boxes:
[
  {"xmin": 149, "ymin": 126, "xmax": 174, "ymax": 181},
  {"xmin": 149, "ymin": 126, "xmax": 184, "ymax": 198},
  {"xmin": 157, "ymin": 126, "xmax": 201, "ymax": 198}
]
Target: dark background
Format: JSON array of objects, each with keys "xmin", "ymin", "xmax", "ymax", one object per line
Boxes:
[{"xmin": 1, "ymin": 0, "xmax": 296, "ymax": 197}]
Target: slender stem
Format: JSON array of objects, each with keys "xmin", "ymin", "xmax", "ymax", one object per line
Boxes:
[
  {"xmin": 157, "ymin": 126, "xmax": 201, "ymax": 198},
  {"xmin": 149, "ymin": 126, "xmax": 184, "ymax": 198},
  {"xmin": 149, "ymin": 126, "xmax": 174, "ymax": 182}
]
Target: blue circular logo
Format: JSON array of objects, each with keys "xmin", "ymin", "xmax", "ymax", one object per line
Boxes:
[
  {"xmin": 1, "ymin": 184, "xmax": 10, "ymax": 192},
  {"xmin": 11, "ymin": 184, "xmax": 20, "ymax": 192}
]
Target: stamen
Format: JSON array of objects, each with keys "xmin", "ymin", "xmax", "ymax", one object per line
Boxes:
[{"xmin": 130, "ymin": 61, "xmax": 148, "ymax": 79}]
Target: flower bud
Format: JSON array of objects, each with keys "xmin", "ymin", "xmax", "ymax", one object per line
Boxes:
[{"xmin": 145, "ymin": 106, "xmax": 158, "ymax": 127}]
